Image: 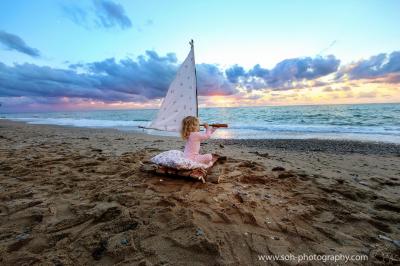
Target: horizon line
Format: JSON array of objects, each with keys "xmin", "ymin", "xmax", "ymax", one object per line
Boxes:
[{"xmin": 1, "ymin": 101, "xmax": 399, "ymax": 114}]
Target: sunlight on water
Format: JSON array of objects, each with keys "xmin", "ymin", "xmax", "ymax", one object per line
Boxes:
[{"xmin": 213, "ymin": 128, "xmax": 234, "ymax": 139}]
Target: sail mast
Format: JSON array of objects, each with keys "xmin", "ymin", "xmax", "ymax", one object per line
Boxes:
[{"xmin": 190, "ymin": 39, "xmax": 199, "ymax": 118}]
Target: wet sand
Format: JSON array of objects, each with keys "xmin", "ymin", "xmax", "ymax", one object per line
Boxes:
[{"xmin": 0, "ymin": 119, "xmax": 399, "ymax": 265}]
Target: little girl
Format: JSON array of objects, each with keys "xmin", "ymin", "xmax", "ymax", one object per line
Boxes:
[{"xmin": 181, "ymin": 116, "xmax": 217, "ymax": 167}]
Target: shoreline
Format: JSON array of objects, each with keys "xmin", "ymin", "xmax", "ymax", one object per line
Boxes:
[
  {"xmin": 2, "ymin": 110, "xmax": 400, "ymax": 145},
  {"xmin": 1, "ymin": 119, "xmax": 399, "ymax": 265},
  {"xmin": 2, "ymin": 118, "xmax": 400, "ymax": 155}
]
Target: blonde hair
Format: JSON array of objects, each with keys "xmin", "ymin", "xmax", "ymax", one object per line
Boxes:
[{"xmin": 181, "ymin": 116, "xmax": 199, "ymax": 139}]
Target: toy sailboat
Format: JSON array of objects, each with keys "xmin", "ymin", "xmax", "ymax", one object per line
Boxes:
[{"xmin": 142, "ymin": 40, "xmax": 227, "ymax": 132}]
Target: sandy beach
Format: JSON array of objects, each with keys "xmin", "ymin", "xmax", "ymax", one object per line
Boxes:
[{"xmin": 0, "ymin": 119, "xmax": 399, "ymax": 265}]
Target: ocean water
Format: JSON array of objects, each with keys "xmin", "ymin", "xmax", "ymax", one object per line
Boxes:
[{"xmin": 1, "ymin": 103, "xmax": 400, "ymax": 143}]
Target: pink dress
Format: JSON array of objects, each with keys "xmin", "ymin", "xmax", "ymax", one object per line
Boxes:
[{"xmin": 184, "ymin": 127, "xmax": 216, "ymax": 166}]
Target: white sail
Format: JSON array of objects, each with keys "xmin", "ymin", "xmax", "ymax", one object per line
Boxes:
[{"xmin": 148, "ymin": 43, "xmax": 197, "ymax": 132}]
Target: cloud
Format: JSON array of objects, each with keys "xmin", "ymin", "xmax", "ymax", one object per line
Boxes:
[
  {"xmin": 2, "ymin": 49, "xmax": 400, "ymax": 111},
  {"xmin": 224, "ymin": 55, "xmax": 340, "ymax": 90},
  {"xmin": 271, "ymin": 55, "xmax": 340, "ymax": 82},
  {"xmin": 0, "ymin": 51, "xmax": 237, "ymax": 110},
  {"xmin": 197, "ymin": 64, "xmax": 237, "ymax": 96},
  {"xmin": 83, "ymin": 51, "xmax": 179, "ymax": 99},
  {"xmin": 323, "ymin": 86, "xmax": 333, "ymax": 92},
  {"xmin": 74, "ymin": 52, "xmax": 237, "ymax": 97},
  {"xmin": 248, "ymin": 64, "xmax": 269, "ymax": 79},
  {"xmin": 62, "ymin": 5, "xmax": 90, "ymax": 29},
  {"xmin": 93, "ymin": 0, "xmax": 132, "ymax": 29},
  {"xmin": 336, "ymin": 51, "xmax": 400, "ymax": 82},
  {"xmin": 225, "ymin": 64, "xmax": 246, "ymax": 83},
  {"xmin": 359, "ymin": 91, "xmax": 377, "ymax": 98},
  {"xmin": 0, "ymin": 62, "xmax": 110, "ymax": 100},
  {"xmin": 62, "ymin": 0, "xmax": 132, "ymax": 30},
  {"xmin": 0, "ymin": 30, "xmax": 41, "ymax": 57}
]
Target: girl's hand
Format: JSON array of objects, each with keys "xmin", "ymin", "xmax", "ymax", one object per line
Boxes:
[{"xmin": 204, "ymin": 123, "xmax": 209, "ymax": 129}]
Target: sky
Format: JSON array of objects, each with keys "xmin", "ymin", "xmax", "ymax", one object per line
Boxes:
[{"xmin": 0, "ymin": 0, "xmax": 399, "ymax": 112}]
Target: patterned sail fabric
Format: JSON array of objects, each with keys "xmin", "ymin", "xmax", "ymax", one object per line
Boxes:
[{"xmin": 148, "ymin": 45, "xmax": 197, "ymax": 132}]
